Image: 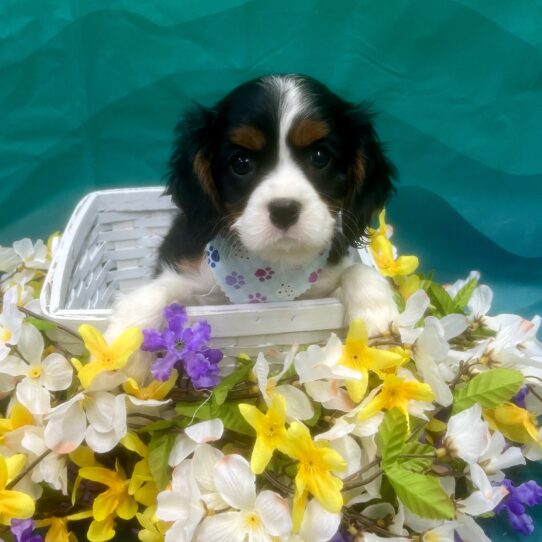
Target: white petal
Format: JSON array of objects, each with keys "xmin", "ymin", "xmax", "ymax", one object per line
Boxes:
[
  {"xmin": 414, "ymin": 354, "xmax": 453, "ymax": 407},
  {"xmin": 255, "ymin": 490, "xmax": 292, "ymax": 536},
  {"xmin": 85, "ymin": 425, "xmax": 125, "ymax": 453},
  {"xmin": 468, "ymin": 285, "xmax": 493, "ymax": 317},
  {"xmin": 213, "ymin": 454, "xmax": 256, "ymax": 510},
  {"xmin": 185, "ymin": 419, "xmax": 224, "ymax": 444},
  {"xmin": 299, "ymin": 499, "xmax": 341, "ymax": 542},
  {"xmin": 440, "ymin": 314, "xmax": 468, "ymax": 340},
  {"xmin": 192, "ymin": 444, "xmax": 224, "ymax": 491},
  {"xmin": 277, "ymin": 344, "xmax": 297, "ymax": 380},
  {"xmin": 0, "ymin": 354, "xmax": 28, "ymax": 377},
  {"xmin": 13, "ymin": 238, "xmax": 34, "ymax": 261},
  {"xmin": 18, "ymin": 323, "xmax": 44, "ymax": 365},
  {"xmin": 416, "ymin": 319, "xmax": 448, "ymax": 361},
  {"xmin": 42, "ymin": 353, "xmax": 73, "ymax": 391},
  {"xmin": 446, "ymin": 405, "xmax": 489, "ymax": 463},
  {"xmin": 315, "ymin": 419, "xmax": 355, "ymax": 441},
  {"xmin": 86, "ymin": 392, "xmax": 116, "ymax": 432},
  {"xmin": 363, "ymin": 503, "xmax": 396, "ymax": 520},
  {"xmin": 195, "ymin": 512, "xmax": 245, "ymax": 542},
  {"xmin": 330, "ymin": 435, "xmax": 361, "ymax": 478},
  {"xmin": 169, "ymin": 435, "xmax": 198, "ymax": 467},
  {"xmin": 396, "ymin": 290, "xmax": 429, "ymax": 328},
  {"xmin": 275, "ymin": 384, "xmax": 314, "ymax": 420},
  {"xmin": 21, "ymin": 428, "xmax": 47, "ymax": 455},
  {"xmin": 353, "ymin": 412, "xmax": 385, "ymax": 437},
  {"xmin": 17, "ymin": 378, "xmax": 50, "ymax": 414},
  {"xmin": 157, "ymin": 489, "xmax": 192, "ymax": 522},
  {"xmin": 456, "ymin": 513, "xmax": 491, "ymax": 542},
  {"xmin": 44, "ymin": 401, "xmax": 86, "ymax": 453}
]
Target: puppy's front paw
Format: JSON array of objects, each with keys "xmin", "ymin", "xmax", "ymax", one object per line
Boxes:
[{"xmin": 339, "ymin": 264, "xmax": 399, "ymax": 337}]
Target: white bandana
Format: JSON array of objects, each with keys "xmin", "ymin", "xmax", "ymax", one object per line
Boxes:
[{"xmin": 205, "ymin": 234, "xmax": 331, "ymax": 304}]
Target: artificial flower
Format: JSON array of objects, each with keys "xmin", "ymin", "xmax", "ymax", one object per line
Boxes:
[
  {"xmin": 239, "ymin": 394, "xmax": 288, "ymax": 473},
  {"xmin": 34, "ymin": 510, "xmax": 93, "ymax": 542},
  {"xmin": 0, "ymin": 286, "xmax": 25, "ymax": 362},
  {"xmin": 288, "ymin": 498, "xmax": 342, "ymax": 542},
  {"xmin": 477, "ymin": 430, "xmax": 525, "ymax": 481},
  {"xmin": 135, "ymin": 506, "xmax": 169, "ymax": 542},
  {"xmin": 0, "ymin": 323, "xmax": 72, "ymax": 414},
  {"xmin": 195, "ymin": 454, "xmax": 292, "ymax": 541},
  {"xmin": 76, "ymin": 324, "xmax": 142, "ymax": 389},
  {"xmin": 484, "ymin": 402, "xmax": 541, "ymax": 445},
  {"xmin": 12, "ymin": 239, "xmax": 49, "ymax": 270},
  {"xmin": 10, "ymin": 518, "xmax": 43, "ymax": 542},
  {"xmin": 457, "ymin": 463, "xmax": 508, "ymax": 516},
  {"xmin": 339, "ymin": 319, "xmax": 407, "ymax": 403},
  {"xmin": 495, "ymin": 479, "xmax": 542, "ymax": 535},
  {"xmin": 357, "ymin": 372, "xmax": 435, "ymax": 428},
  {"xmin": 280, "ymin": 421, "xmax": 346, "ymax": 530},
  {"xmin": 142, "ymin": 303, "xmax": 222, "ymax": 386}
]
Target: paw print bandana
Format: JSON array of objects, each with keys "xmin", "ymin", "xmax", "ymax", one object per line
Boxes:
[{"xmin": 205, "ymin": 233, "xmax": 331, "ymax": 304}]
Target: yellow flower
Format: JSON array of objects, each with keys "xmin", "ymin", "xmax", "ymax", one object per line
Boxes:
[
  {"xmin": 279, "ymin": 421, "xmax": 346, "ymax": 531},
  {"xmin": 79, "ymin": 461, "xmax": 138, "ymax": 540},
  {"xmin": 0, "ymin": 453, "xmax": 35, "ymax": 524},
  {"xmin": 136, "ymin": 506, "xmax": 169, "ymax": 542},
  {"xmin": 358, "ymin": 374, "xmax": 435, "ymax": 429},
  {"xmin": 395, "ymin": 274, "xmax": 421, "ymax": 301},
  {"xmin": 77, "ymin": 324, "xmax": 143, "ymax": 389},
  {"xmin": 123, "ymin": 371, "xmax": 177, "ymax": 401},
  {"xmin": 484, "ymin": 403, "xmax": 541, "ymax": 445},
  {"xmin": 339, "ymin": 320, "xmax": 408, "ymax": 402},
  {"xmin": 239, "ymin": 393, "xmax": 288, "ymax": 474},
  {"xmin": 35, "ymin": 510, "xmax": 93, "ymax": 542},
  {"xmin": 369, "ymin": 210, "xmax": 419, "ymax": 278}
]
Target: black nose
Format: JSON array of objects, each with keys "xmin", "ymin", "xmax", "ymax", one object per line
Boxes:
[{"xmin": 268, "ymin": 198, "xmax": 302, "ymax": 230}]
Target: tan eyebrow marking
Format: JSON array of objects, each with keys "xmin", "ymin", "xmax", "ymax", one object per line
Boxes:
[
  {"xmin": 288, "ymin": 118, "xmax": 330, "ymax": 147},
  {"xmin": 194, "ymin": 151, "xmax": 221, "ymax": 209},
  {"xmin": 229, "ymin": 125, "xmax": 266, "ymax": 151}
]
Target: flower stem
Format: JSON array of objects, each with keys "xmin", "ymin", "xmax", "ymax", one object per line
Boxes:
[
  {"xmin": 263, "ymin": 471, "xmax": 294, "ymax": 495},
  {"xmin": 18, "ymin": 305, "xmax": 82, "ymax": 341},
  {"xmin": 6, "ymin": 449, "xmax": 52, "ymax": 490}
]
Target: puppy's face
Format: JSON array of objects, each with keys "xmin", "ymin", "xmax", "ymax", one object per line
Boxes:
[{"xmin": 167, "ymin": 75, "xmax": 395, "ymax": 263}]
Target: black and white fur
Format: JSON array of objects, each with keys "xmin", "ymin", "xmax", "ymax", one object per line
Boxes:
[{"xmin": 107, "ymin": 75, "xmax": 399, "ymax": 343}]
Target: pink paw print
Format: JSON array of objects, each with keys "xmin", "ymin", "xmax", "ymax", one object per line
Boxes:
[
  {"xmin": 248, "ymin": 292, "xmax": 267, "ymax": 303},
  {"xmin": 308, "ymin": 268, "xmax": 322, "ymax": 283},
  {"xmin": 255, "ymin": 267, "xmax": 275, "ymax": 282}
]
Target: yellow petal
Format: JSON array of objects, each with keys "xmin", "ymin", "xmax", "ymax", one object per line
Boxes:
[
  {"xmin": 366, "ymin": 347, "xmax": 405, "ymax": 371},
  {"xmin": 87, "ymin": 516, "xmax": 116, "ymax": 542},
  {"xmin": 292, "ymin": 486, "xmax": 308, "ymax": 533},
  {"xmin": 6, "ymin": 453, "xmax": 27, "ymax": 482},
  {"xmin": 93, "ymin": 490, "xmax": 119, "ymax": 522},
  {"xmin": 250, "ymin": 436, "xmax": 274, "ymax": 474},
  {"xmin": 358, "ymin": 394, "xmax": 386, "ymax": 421},
  {"xmin": 121, "ymin": 433, "xmax": 148, "ymax": 458},
  {"xmin": 238, "ymin": 403, "xmax": 266, "ymax": 432},
  {"xmin": 134, "ymin": 482, "xmax": 158, "ymax": 508},
  {"xmin": 45, "ymin": 517, "xmax": 69, "ymax": 542},
  {"xmin": 117, "ymin": 493, "xmax": 138, "ymax": 520},
  {"xmin": 393, "ymin": 255, "xmax": 419, "ymax": 276},
  {"xmin": 309, "ymin": 470, "xmax": 343, "ymax": 513},
  {"xmin": 345, "ymin": 376, "xmax": 368, "ymax": 403},
  {"xmin": 79, "ymin": 467, "xmax": 121, "ymax": 488},
  {"xmin": 69, "ymin": 446, "xmax": 96, "ymax": 468},
  {"xmin": 10, "ymin": 403, "xmax": 34, "ymax": 429},
  {"xmin": 78, "ymin": 362, "xmax": 104, "ymax": 389},
  {"xmin": 78, "ymin": 325, "xmax": 109, "ymax": 359},
  {"xmin": 0, "ymin": 456, "xmax": 7, "ymax": 489},
  {"xmin": 346, "ymin": 319, "xmax": 368, "ymax": 346},
  {"xmin": 0, "ymin": 488, "xmax": 35, "ymax": 520},
  {"xmin": 110, "ymin": 328, "xmax": 143, "ymax": 367}
]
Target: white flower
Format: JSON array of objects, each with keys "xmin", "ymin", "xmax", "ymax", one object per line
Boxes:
[
  {"xmin": 169, "ymin": 419, "xmax": 224, "ymax": 467},
  {"xmin": 288, "ymin": 499, "xmax": 341, "ymax": 542},
  {"xmin": 0, "ymin": 245, "xmax": 22, "ymax": 273},
  {"xmin": 395, "ymin": 289, "xmax": 430, "ymax": 343},
  {"xmin": 0, "ymin": 323, "xmax": 72, "ymax": 414},
  {"xmin": 443, "ymin": 271, "xmax": 480, "ymax": 299},
  {"xmin": 421, "ymin": 523, "xmax": 457, "ymax": 542},
  {"xmin": 156, "ymin": 460, "xmax": 205, "ymax": 542},
  {"xmin": 457, "ymin": 463, "xmax": 508, "ymax": 516},
  {"xmin": 0, "ymin": 287, "xmax": 25, "ymax": 361},
  {"xmin": 44, "ymin": 390, "xmax": 127, "ymax": 453},
  {"xmin": 195, "ymin": 454, "xmax": 292, "ymax": 542},
  {"xmin": 256, "ymin": 349, "xmax": 314, "ymax": 420},
  {"xmin": 13, "ymin": 238, "xmax": 49, "ymax": 270},
  {"xmin": 442, "ymin": 404, "xmax": 490, "ymax": 464},
  {"xmin": 467, "ymin": 284, "xmax": 493, "ymax": 321},
  {"xmin": 477, "ymin": 430, "xmax": 525, "ymax": 482}
]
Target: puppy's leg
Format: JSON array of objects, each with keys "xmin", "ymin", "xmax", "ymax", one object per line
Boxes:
[{"xmin": 338, "ymin": 264, "xmax": 398, "ymax": 336}]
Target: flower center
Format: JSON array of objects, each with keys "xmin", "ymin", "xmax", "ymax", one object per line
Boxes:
[
  {"xmin": 0, "ymin": 328, "xmax": 12, "ymax": 342},
  {"xmin": 244, "ymin": 512, "xmax": 261, "ymax": 530},
  {"xmin": 175, "ymin": 340, "xmax": 185, "ymax": 351},
  {"xmin": 29, "ymin": 367, "xmax": 42, "ymax": 379}
]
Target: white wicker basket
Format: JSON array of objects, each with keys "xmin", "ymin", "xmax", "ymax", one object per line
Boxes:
[{"xmin": 40, "ymin": 187, "xmax": 374, "ymax": 355}]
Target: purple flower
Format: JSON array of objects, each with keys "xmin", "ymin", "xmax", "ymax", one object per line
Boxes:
[
  {"xmin": 512, "ymin": 386, "xmax": 529, "ymax": 408},
  {"xmin": 10, "ymin": 519, "xmax": 43, "ymax": 542},
  {"xmin": 329, "ymin": 529, "xmax": 352, "ymax": 542},
  {"xmin": 496, "ymin": 479, "xmax": 542, "ymax": 535},
  {"xmin": 142, "ymin": 303, "xmax": 223, "ymax": 386}
]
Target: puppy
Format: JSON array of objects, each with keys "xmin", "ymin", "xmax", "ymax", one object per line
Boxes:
[{"xmin": 107, "ymin": 74, "xmax": 398, "ymax": 342}]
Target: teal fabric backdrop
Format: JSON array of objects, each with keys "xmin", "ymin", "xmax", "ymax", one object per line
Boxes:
[
  {"xmin": 1, "ymin": 1, "xmax": 541, "ymax": 311},
  {"xmin": 1, "ymin": 1, "xmax": 542, "ymax": 539}
]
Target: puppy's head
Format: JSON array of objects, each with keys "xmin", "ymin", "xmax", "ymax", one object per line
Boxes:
[{"xmin": 166, "ymin": 75, "xmax": 395, "ymax": 263}]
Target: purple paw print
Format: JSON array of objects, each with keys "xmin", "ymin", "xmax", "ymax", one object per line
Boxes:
[
  {"xmin": 255, "ymin": 266, "xmax": 275, "ymax": 282},
  {"xmin": 207, "ymin": 245, "xmax": 220, "ymax": 268},
  {"xmin": 225, "ymin": 272, "xmax": 245, "ymax": 290},
  {"xmin": 248, "ymin": 292, "xmax": 268, "ymax": 303},
  {"xmin": 308, "ymin": 268, "xmax": 322, "ymax": 283}
]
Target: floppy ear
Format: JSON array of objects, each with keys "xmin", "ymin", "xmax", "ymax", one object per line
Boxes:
[
  {"xmin": 165, "ymin": 105, "xmax": 222, "ymax": 239},
  {"xmin": 342, "ymin": 104, "xmax": 396, "ymax": 247}
]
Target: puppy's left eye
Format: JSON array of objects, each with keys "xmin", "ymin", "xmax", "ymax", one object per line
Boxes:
[
  {"xmin": 311, "ymin": 147, "xmax": 331, "ymax": 169},
  {"xmin": 230, "ymin": 152, "xmax": 254, "ymax": 176}
]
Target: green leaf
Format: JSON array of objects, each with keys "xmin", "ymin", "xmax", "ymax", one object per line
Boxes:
[
  {"xmin": 147, "ymin": 431, "xmax": 176, "ymax": 490},
  {"xmin": 176, "ymin": 400, "xmax": 253, "ymax": 436},
  {"xmin": 399, "ymin": 442, "xmax": 435, "ymax": 473},
  {"xmin": 212, "ymin": 363, "xmax": 253, "ymax": 406},
  {"xmin": 25, "ymin": 316, "xmax": 57, "ymax": 331},
  {"xmin": 386, "ymin": 464, "xmax": 455, "ymax": 519},
  {"xmin": 452, "ymin": 278, "xmax": 478, "ymax": 311},
  {"xmin": 378, "ymin": 408, "xmax": 407, "ymax": 467},
  {"xmin": 428, "ymin": 282, "xmax": 455, "ymax": 316},
  {"xmin": 137, "ymin": 419, "xmax": 184, "ymax": 433},
  {"xmin": 452, "ymin": 368, "xmax": 524, "ymax": 414}
]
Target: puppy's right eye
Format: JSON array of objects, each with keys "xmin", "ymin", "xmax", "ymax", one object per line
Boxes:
[{"xmin": 230, "ymin": 152, "xmax": 254, "ymax": 176}]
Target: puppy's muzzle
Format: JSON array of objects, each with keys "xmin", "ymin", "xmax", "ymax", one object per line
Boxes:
[{"xmin": 268, "ymin": 198, "xmax": 302, "ymax": 230}]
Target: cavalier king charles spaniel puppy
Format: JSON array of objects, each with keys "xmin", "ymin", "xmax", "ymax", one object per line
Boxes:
[{"xmin": 107, "ymin": 74, "xmax": 399, "ymax": 341}]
